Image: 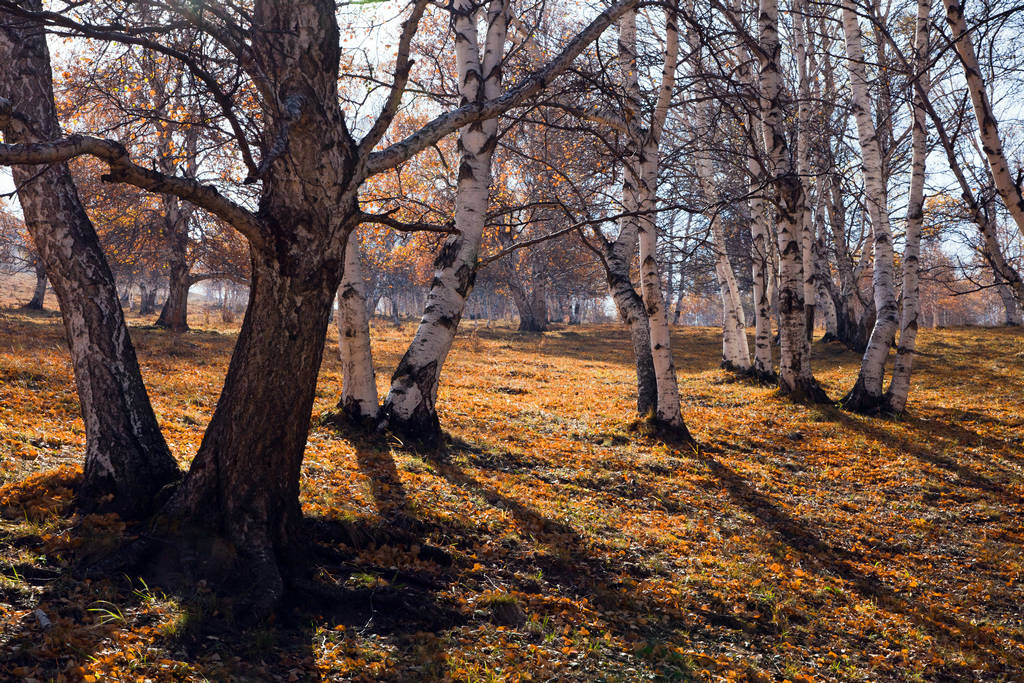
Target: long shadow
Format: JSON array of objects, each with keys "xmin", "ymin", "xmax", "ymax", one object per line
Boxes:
[
  {"xmin": 815, "ymin": 406, "xmax": 1024, "ymax": 505},
  {"xmin": 354, "ymin": 443, "xmax": 412, "ymax": 522},
  {"xmin": 429, "ymin": 451, "xmax": 776, "ymax": 651},
  {"xmin": 694, "ymin": 444, "xmax": 1024, "ymax": 671},
  {"xmin": 436, "ymin": 436, "xmax": 1022, "ymax": 673},
  {"xmin": 0, "ymin": 509, "xmax": 322, "ymax": 681}
]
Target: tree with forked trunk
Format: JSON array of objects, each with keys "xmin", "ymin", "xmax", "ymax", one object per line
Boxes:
[{"xmin": 751, "ymin": 0, "xmax": 828, "ymax": 402}]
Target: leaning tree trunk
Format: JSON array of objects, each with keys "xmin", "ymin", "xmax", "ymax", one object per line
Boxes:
[
  {"xmin": 885, "ymin": 0, "xmax": 929, "ymax": 414},
  {"xmin": 841, "ymin": 0, "xmax": 900, "ymax": 414},
  {"xmin": 165, "ymin": 242, "xmax": 348, "ymax": 614},
  {"xmin": 25, "ymin": 256, "xmax": 47, "ymax": 309},
  {"xmin": 380, "ymin": 0, "xmax": 508, "ymax": 446},
  {"xmin": 756, "ymin": 0, "xmax": 826, "ymax": 401},
  {"xmin": 333, "ymin": 229, "xmax": 379, "ymax": 425},
  {"xmin": 0, "ymin": 2, "xmax": 179, "ymax": 518},
  {"xmin": 943, "ymin": 0, "xmax": 1024, "ymax": 238},
  {"xmin": 160, "ymin": 0, "xmax": 363, "ymax": 615}
]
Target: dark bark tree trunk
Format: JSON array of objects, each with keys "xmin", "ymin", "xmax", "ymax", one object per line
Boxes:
[
  {"xmin": 156, "ymin": 262, "xmax": 190, "ymax": 331},
  {"xmin": 832, "ymin": 290, "xmax": 874, "ymax": 352},
  {"xmin": 24, "ymin": 256, "xmax": 46, "ymax": 309},
  {"xmin": 0, "ymin": 1, "xmax": 179, "ymax": 518},
  {"xmin": 139, "ymin": 282, "xmax": 158, "ymax": 316},
  {"xmin": 164, "ymin": 244, "xmax": 347, "ymax": 613},
  {"xmin": 509, "ymin": 274, "xmax": 549, "ymax": 332},
  {"xmin": 160, "ymin": 0, "xmax": 359, "ymax": 614}
]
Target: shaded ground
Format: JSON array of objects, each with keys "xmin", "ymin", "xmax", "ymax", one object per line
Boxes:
[{"xmin": 1, "ymin": 297, "xmax": 1023, "ymax": 681}]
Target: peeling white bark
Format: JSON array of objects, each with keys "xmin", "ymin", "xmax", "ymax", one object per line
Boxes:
[
  {"xmin": 757, "ymin": 0, "xmax": 823, "ymax": 400},
  {"xmin": 382, "ymin": 0, "xmax": 508, "ymax": 440},
  {"xmin": 336, "ymin": 230, "xmax": 379, "ymax": 422},
  {"xmin": 885, "ymin": 0, "xmax": 930, "ymax": 414},
  {"xmin": 841, "ymin": 0, "xmax": 900, "ymax": 412},
  {"xmin": 635, "ymin": 3, "xmax": 686, "ymax": 427}
]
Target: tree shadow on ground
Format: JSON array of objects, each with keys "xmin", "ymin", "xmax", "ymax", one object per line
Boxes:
[
  {"xmin": 691, "ymin": 442, "xmax": 1024, "ymax": 674},
  {"xmin": 811, "ymin": 406, "xmax": 1024, "ymax": 505}
]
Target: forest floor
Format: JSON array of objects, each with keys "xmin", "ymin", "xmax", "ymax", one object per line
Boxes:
[{"xmin": 0, "ymin": 291, "xmax": 1023, "ymax": 680}]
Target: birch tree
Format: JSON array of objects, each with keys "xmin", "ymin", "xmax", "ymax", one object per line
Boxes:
[
  {"xmin": 636, "ymin": 1, "xmax": 687, "ymax": 428},
  {"xmin": 884, "ymin": 0, "xmax": 930, "ymax": 414},
  {"xmin": 943, "ymin": 0, "xmax": 1024, "ymax": 238},
  {"xmin": 333, "ymin": 230, "xmax": 380, "ymax": 425},
  {"xmin": 755, "ymin": 0, "xmax": 828, "ymax": 400},
  {"xmin": 0, "ymin": 1, "xmax": 180, "ymax": 518},
  {"xmin": 381, "ymin": 0, "xmax": 509, "ymax": 444},
  {"xmin": 839, "ymin": 0, "xmax": 901, "ymax": 414}
]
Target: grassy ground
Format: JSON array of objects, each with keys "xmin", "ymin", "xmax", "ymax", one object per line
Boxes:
[{"xmin": 0, "ymin": 288, "xmax": 1023, "ymax": 681}]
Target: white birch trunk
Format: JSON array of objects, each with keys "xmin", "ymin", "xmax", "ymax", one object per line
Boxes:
[
  {"xmin": 943, "ymin": 0, "xmax": 1024, "ymax": 238},
  {"xmin": 381, "ymin": 0, "xmax": 507, "ymax": 442},
  {"xmin": 885, "ymin": 0, "xmax": 930, "ymax": 414},
  {"xmin": 636, "ymin": 1, "xmax": 686, "ymax": 426},
  {"xmin": 747, "ymin": 144, "xmax": 775, "ymax": 377},
  {"xmin": 334, "ymin": 230, "xmax": 379, "ymax": 423},
  {"xmin": 840, "ymin": 0, "xmax": 900, "ymax": 413},
  {"xmin": 793, "ymin": 0, "xmax": 817, "ymax": 340},
  {"xmin": 757, "ymin": 0, "xmax": 825, "ymax": 400}
]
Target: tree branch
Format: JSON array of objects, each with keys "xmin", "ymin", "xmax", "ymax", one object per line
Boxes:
[
  {"xmin": 0, "ymin": 97, "xmax": 267, "ymax": 246},
  {"xmin": 365, "ymin": 0, "xmax": 640, "ymax": 175},
  {"xmin": 357, "ymin": 209, "xmax": 458, "ymax": 233}
]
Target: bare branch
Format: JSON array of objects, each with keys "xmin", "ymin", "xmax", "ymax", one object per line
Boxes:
[
  {"xmin": 0, "ymin": 97, "xmax": 267, "ymax": 246},
  {"xmin": 365, "ymin": 0, "xmax": 640, "ymax": 175}
]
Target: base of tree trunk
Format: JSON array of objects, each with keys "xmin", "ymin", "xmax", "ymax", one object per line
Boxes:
[
  {"xmin": 381, "ymin": 405, "xmax": 444, "ymax": 451},
  {"xmin": 778, "ymin": 376, "xmax": 831, "ymax": 405},
  {"xmin": 840, "ymin": 377, "xmax": 887, "ymax": 415},
  {"xmin": 820, "ymin": 332, "xmax": 842, "ymax": 344},
  {"xmin": 78, "ymin": 514, "xmax": 293, "ymax": 624},
  {"xmin": 21, "ymin": 300, "xmax": 44, "ymax": 311},
  {"xmin": 720, "ymin": 359, "xmax": 754, "ymax": 375},
  {"xmin": 627, "ymin": 412, "xmax": 696, "ymax": 447},
  {"xmin": 881, "ymin": 391, "xmax": 908, "ymax": 416},
  {"xmin": 744, "ymin": 367, "xmax": 779, "ymax": 385},
  {"xmin": 518, "ymin": 320, "xmax": 548, "ymax": 333},
  {"xmin": 154, "ymin": 315, "xmax": 190, "ymax": 333},
  {"xmin": 321, "ymin": 399, "xmax": 380, "ymax": 433}
]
